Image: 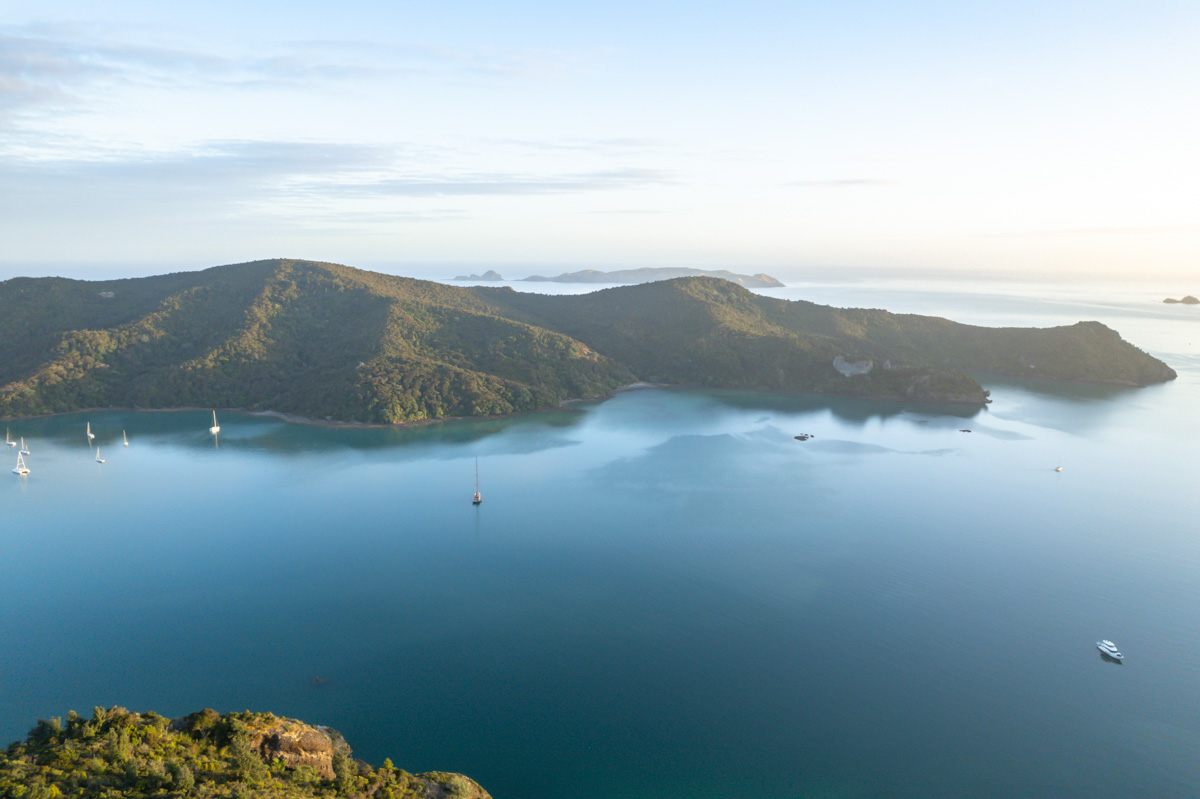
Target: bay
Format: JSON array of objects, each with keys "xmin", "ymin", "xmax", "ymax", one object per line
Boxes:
[{"xmin": 2, "ymin": 279, "xmax": 1199, "ymax": 798}]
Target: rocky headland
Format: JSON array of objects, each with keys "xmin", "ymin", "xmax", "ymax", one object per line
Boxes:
[{"xmin": 0, "ymin": 707, "xmax": 490, "ymax": 799}]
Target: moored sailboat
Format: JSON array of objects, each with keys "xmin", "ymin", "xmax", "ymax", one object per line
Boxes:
[
  {"xmin": 209, "ymin": 411, "xmax": 220, "ymax": 435},
  {"xmin": 95, "ymin": 447, "xmax": 105, "ymax": 464},
  {"xmin": 86, "ymin": 422, "xmax": 95, "ymax": 441},
  {"xmin": 123, "ymin": 430, "xmax": 129, "ymax": 447},
  {"xmin": 5, "ymin": 429, "xmax": 14, "ymax": 447},
  {"xmin": 472, "ymin": 457, "xmax": 482, "ymax": 505},
  {"xmin": 19, "ymin": 437, "xmax": 29, "ymax": 456},
  {"xmin": 12, "ymin": 452, "xmax": 29, "ymax": 475}
]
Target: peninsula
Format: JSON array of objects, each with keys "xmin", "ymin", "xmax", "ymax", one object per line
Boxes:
[
  {"xmin": 0, "ymin": 259, "xmax": 1175, "ymax": 423},
  {"xmin": 520, "ymin": 266, "xmax": 785, "ymax": 288},
  {"xmin": 0, "ymin": 707, "xmax": 490, "ymax": 798}
]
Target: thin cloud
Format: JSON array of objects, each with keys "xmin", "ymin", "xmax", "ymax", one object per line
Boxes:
[
  {"xmin": 785, "ymin": 179, "xmax": 895, "ymax": 188},
  {"xmin": 327, "ymin": 168, "xmax": 675, "ymax": 198},
  {"xmin": 0, "ymin": 24, "xmax": 577, "ymax": 129}
]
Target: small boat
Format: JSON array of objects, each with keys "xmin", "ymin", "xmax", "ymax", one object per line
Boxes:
[
  {"xmin": 12, "ymin": 452, "xmax": 29, "ymax": 475},
  {"xmin": 95, "ymin": 447, "xmax": 105, "ymax": 464},
  {"xmin": 209, "ymin": 411, "xmax": 220, "ymax": 435},
  {"xmin": 472, "ymin": 457, "xmax": 482, "ymax": 505},
  {"xmin": 19, "ymin": 437, "xmax": 29, "ymax": 456},
  {"xmin": 86, "ymin": 421, "xmax": 95, "ymax": 441},
  {"xmin": 5, "ymin": 429, "xmax": 14, "ymax": 447},
  {"xmin": 1096, "ymin": 640, "xmax": 1123, "ymax": 660},
  {"xmin": 1055, "ymin": 466, "xmax": 1063, "ymax": 472},
  {"xmin": 123, "ymin": 430, "xmax": 129, "ymax": 447}
]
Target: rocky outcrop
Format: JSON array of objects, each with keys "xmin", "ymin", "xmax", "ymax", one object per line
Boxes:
[
  {"xmin": 833, "ymin": 355, "xmax": 873, "ymax": 376},
  {"xmin": 250, "ymin": 721, "xmax": 337, "ymax": 779},
  {"xmin": 1163, "ymin": 295, "xmax": 1199, "ymax": 304},
  {"xmin": 453, "ymin": 270, "xmax": 505, "ymax": 281}
]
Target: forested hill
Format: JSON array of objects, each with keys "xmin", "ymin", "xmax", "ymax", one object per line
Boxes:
[{"xmin": 0, "ymin": 259, "xmax": 1176, "ymax": 423}]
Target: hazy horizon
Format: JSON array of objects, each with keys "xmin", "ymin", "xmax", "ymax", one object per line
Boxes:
[{"xmin": 2, "ymin": 1, "xmax": 1198, "ymax": 280}]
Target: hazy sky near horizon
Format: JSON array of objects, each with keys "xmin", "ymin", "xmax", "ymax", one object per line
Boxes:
[{"xmin": 2, "ymin": 1, "xmax": 1198, "ymax": 280}]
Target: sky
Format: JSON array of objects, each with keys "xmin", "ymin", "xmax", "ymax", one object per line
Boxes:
[{"xmin": 1, "ymin": 0, "xmax": 1198, "ymax": 281}]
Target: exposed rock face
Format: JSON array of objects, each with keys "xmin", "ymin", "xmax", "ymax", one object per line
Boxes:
[
  {"xmin": 833, "ymin": 355, "xmax": 873, "ymax": 376},
  {"xmin": 249, "ymin": 723, "xmax": 336, "ymax": 779}
]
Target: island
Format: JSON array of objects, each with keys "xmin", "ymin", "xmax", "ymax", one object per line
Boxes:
[
  {"xmin": 0, "ymin": 258, "xmax": 1176, "ymax": 424},
  {"xmin": 452, "ymin": 270, "xmax": 505, "ymax": 281},
  {"xmin": 1163, "ymin": 295, "xmax": 1199, "ymax": 304},
  {"xmin": 0, "ymin": 707, "xmax": 490, "ymax": 798},
  {"xmin": 520, "ymin": 267, "xmax": 785, "ymax": 288}
]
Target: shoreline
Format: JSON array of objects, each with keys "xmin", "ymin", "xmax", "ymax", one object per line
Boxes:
[
  {"xmin": 2, "ymin": 370, "xmax": 1164, "ymax": 428},
  {"xmin": 0, "ymin": 383, "xmax": 659, "ymax": 429}
]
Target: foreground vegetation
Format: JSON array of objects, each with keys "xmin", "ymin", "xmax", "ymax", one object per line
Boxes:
[
  {"xmin": 0, "ymin": 707, "xmax": 488, "ymax": 799},
  {"xmin": 0, "ymin": 259, "xmax": 1175, "ymax": 422}
]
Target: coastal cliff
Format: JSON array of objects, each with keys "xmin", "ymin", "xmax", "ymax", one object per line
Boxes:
[{"xmin": 0, "ymin": 707, "xmax": 489, "ymax": 799}]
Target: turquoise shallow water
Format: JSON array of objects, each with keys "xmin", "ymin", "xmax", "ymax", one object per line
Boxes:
[{"xmin": 3, "ymin": 282, "xmax": 1199, "ymax": 798}]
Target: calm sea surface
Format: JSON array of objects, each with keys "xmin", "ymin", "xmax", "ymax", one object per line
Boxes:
[{"xmin": 3, "ymin": 279, "xmax": 1199, "ymax": 798}]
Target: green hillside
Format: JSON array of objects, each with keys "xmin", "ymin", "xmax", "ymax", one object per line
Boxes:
[
  {"xmin": 0, "ymin": 259, "xmax": 1175, "ymax": 422},
  {"xmin": 0, "ymin": 707, "xmax": 489, "ymax": 799}
]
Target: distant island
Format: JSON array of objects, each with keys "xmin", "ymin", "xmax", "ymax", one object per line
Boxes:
[
  {"xmin": 0, "ymin": 258, "xmax": 1176, "ymax": 424},
  {"xmin": 0, "ymin": 707, "xmax": 490, "ymax": 798},
  {"xmin": 1163, "ymin": 295, "xmax": 1199, "ymax": 304},
  {"xmin": 452, "ymin": 270, "xmax": 504, "ymax": 281},
  {"xmin": 520, "ymin": 267, "xmax": 785, "ymax": 288}
]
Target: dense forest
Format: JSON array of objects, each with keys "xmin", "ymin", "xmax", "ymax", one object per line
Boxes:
[
  {"xmin": 0, "ymin": 259, "xmax": 1176, "ymax": 423},
  {"xmin": 0, "ymin": 707, "xmax": 488, "ymax": 799}
]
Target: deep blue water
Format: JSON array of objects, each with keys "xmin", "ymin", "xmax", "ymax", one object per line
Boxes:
[{"xmin": 3, "ymin": 281, "xmax": 1199, "ymax": 798}]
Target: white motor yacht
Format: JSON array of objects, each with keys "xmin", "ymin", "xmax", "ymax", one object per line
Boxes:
[{"xmin": 1096, "ymin": 640, "xmax": 1123, "ymax": 660}]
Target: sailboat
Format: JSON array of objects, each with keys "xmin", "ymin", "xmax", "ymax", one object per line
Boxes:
[
  {"xmin": 472, "ymin": 457, "xmax": 483, "ymax": 505},
  {"xmin": 209, "ymin": 411, "xmax": 220, "ymax": 435},
  {"xmin": 123, "ymin": 430, "xmax": 129, "ymax": 447},
  {"xmin": 95, "ymin": 447, "xmax": 105, "ymax": 464},
  {"xmin": 86, "ymin": 421, "xmax": 95, "ymax": 441},
  {"xmin": 12, "ymin": 452, "xmax": 29, "ymax": 475},
  {"xmin": 5, "ymin": 428, "xmax": 14, "ymax": 447},
  {"xmin": 19, "ymin": 437, "xmax": 30, "ymax": 456}
]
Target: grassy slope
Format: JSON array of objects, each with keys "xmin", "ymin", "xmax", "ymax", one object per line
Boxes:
[{"xmin": 0, "ymin": 261, "xmax": 1176, "ymax": 422}]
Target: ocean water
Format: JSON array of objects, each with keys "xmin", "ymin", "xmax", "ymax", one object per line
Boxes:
[{"xmin": 2, "ymin": 280, "xmax": 1199, "ymax": 798}]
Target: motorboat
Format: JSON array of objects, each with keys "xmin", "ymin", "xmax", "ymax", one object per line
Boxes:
[{"xmin": 1096, "ymin": 640, "xmax": 1123, "ymax": 660}]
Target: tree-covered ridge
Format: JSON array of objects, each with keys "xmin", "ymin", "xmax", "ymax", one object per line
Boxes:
[
  {"xmin": 0, "ymin": 260, "xmax": 633, "ymax": 423},
  {"xmin": 0, "ymin": 259, "xmax": 1176, "ymax": 422},
  {"xmin": 0, "ymin": 707, "xmax": 489, "ymax": 799},
  {"xmin": 479, "ymin": 277, "xmax": 1174, "ymax": 400}
]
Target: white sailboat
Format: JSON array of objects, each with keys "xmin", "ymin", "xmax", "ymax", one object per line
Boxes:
[
  {"xmin": 19, "ymin": 437, "xmax": 30, "ymax": 456},
  {"xmin": 86, "ymin": 421, "xmax": 95, "ymax": 441},
  {"xmin": 123, "ymin": 430, "xmax": 129, "ymax": 447},
  {"xmin": 5, "ymin": 428, "xmax": 14, "ymax": 447},
  {"xmin": 209, "ymin": 411, "xmax": 220, "ymax": 435},
  {"xmin": 95, "ymin": 447, "xmax": 105, "ymax": 464},
  {"xmin": 472, "ymin": 457, "xmax": 482, "ymax": 505},
  {"xmin": 12, "ymin": 452, "xmax": 29, "ymax": 475}
]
